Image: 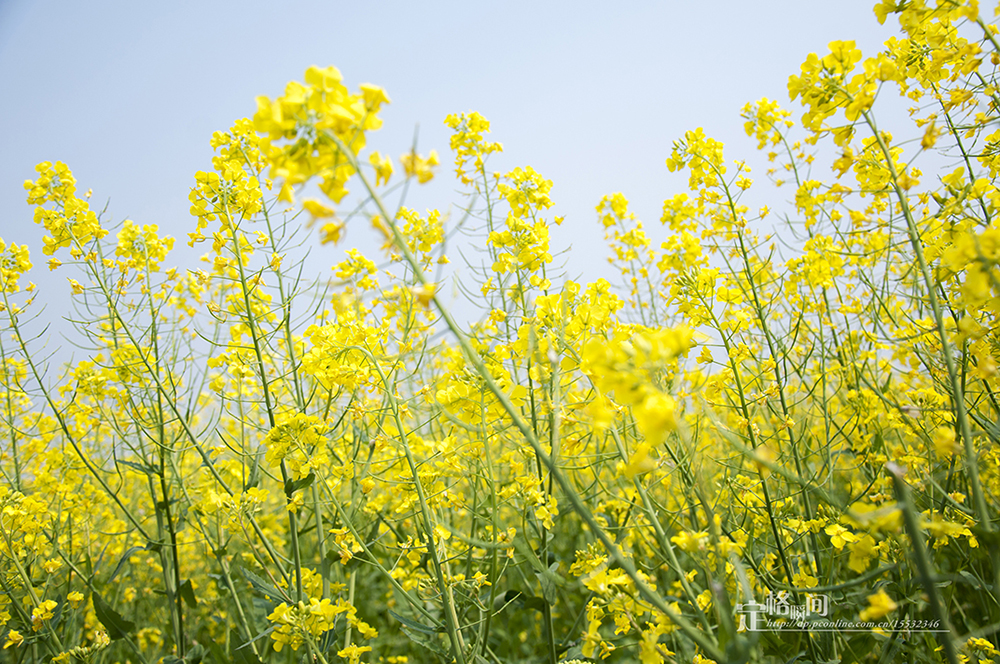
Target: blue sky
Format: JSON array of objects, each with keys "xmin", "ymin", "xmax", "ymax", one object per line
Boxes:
[{"xmin": 0, "ymin": 0, "xmax": 898, "ymax": 343}]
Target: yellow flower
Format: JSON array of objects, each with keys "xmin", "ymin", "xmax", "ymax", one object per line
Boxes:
[
  {"xmin": 921, "ymin": 121, "xmax": 940, "ymax": 149},
  {"xmin": 338, "ymin": 643, "xmax": 373, "ymax": 664},
  {"xmin": 368, "ymin": 151, "xmax": 393, "ymax": 186},
  {"xmin": 4, "ymin": 630, "xmax": 23, "ymax": 649},
  {"xmin": 670, "ymin": 530, "xmax": 709, "ymax": 553},
  {"xmin": 858, "ymin": 589, "xmax": 897, "ymax": 621},
  {"xmin": 32, "ymin": 600, "xmax": 58, "ymax": 631},
  {"xmin": 847, "ymin": 534, "xmax": 878, "ymax": 573},
  {"xmin": 623, "ymin": 442, "xmax": 658, "ymax": 479},
  {"xmin": 967, "ymin": 637, "xmax": 1000, "ymax": 657},
  {"xmin": 412, "ymin": 283, "xmax": 437, "ymax": 308},
  {"xmin": 302, "ymin": 199, "xmax": 335, "ymax": 227},
  {"xmin": 793, "ymin": 567, "xmax": 818, "ymax": 588},
  {"xmin": 444, "ymin": 111, "xmax": 502, "ymax": 184},
  {"xmin": 633, "ymin": 392, "xmax": 677, "ymax": 444},
  {"xmin": 696, "ymin": 345, "xmax": 714, "ymax": 364},
  {"xmin": 320, "ymin": 221, "xmax": 345, "ymax": 246},
  {"xmin": 825, "ymin": 524, "xmax": 858, "ymax": 550},
  {"xmin": 400, "ymin": 150, "xmax": 439, "ymax": 184},
  {"xmin": 933, "ymin": 426, "xmax": 959, "ymax": 458}
]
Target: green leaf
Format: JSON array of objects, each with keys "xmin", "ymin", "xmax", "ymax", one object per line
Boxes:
[
  {"xmin": 540, "ymin": 561, "xmax": 559, "ymax": 605},
  {"xmin": 244, "ymin": 450, "xmax": 262, "ymax": 491},
  {"xmin": 107, "ymin": 546, "xmax": 146, "ymax": 585},
  {"xmin": 398, "ymin": 625, "xmax": 450, "ymax": 658},
  {"xmin": 318, "ymin": 626, "xmax": 342, "ymax": 657},
  {"xmin": 515, "ymin": 538, "xmax": 567, "ymax": 589},
  {"xmin": 522, "ymin": 594, "xmax": 547, "ymax": 612},
  {"xmin": 494, "ymin": 589, "xmax": 522, "ymax": 612},
  {"xmin": 175, "ymin": 505, "xmax": 189, "ymax": 533},
  {"xmin": 237, "ymin": 566, "xmax": 288, "ymax": 603},
  {"xmin": 116, "ymin": 459, "xmax": 158, "ymax": 476},
  {"xmin": 229, "ymin": 628, "xmax": 264, "ymax": 664},
  {"xmin": 92, "ymin": 591, "xmax": 135, "ymax": 640},
  {"xmin": 179, "ymin": 579, "xmax": 197, "ymax": 608},
  {"xmin": 234, "ymin": 625, "xmax": 276, "ymax": 660},
  {"xmin": 840, "ymin": 632, "xmax": 876, "ymax": 664},
  {"xmin": 561, "ymin": 642, "xmax": 589, "ymax": 662},
  {"xmin": 388, "ymin": 609, "xmax": 444, "ymax": 634},
  {"xmin": 205, "ymin": 638, "xmax": 229, "ymax": 664},
  {"xmin": 176, "ymin": 643, "xmax": 206, "ymax": 663},
  {"xmin": 284, "ymin": 471, "xmax": 316, "ymax": 496}
]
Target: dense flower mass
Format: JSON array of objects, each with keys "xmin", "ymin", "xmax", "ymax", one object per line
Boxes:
[{"xmin": 3, "ymin": 3, "xmax": 1000, "ymax": 663}]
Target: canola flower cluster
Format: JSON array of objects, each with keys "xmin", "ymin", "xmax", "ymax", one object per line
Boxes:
[{"xmin": 2, "ymin": 3, "xmax": 1000, "ymax": 664}]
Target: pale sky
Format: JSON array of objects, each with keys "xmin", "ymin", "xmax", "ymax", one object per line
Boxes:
[{"xmin": 0, "ymin": 0, "xmax": 897, "ymax": 352}]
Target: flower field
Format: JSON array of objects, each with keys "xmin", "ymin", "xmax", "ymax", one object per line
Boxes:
[{"xmin": 4, "ymin": 2, "xmax": 1000, "ymax": 663}]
